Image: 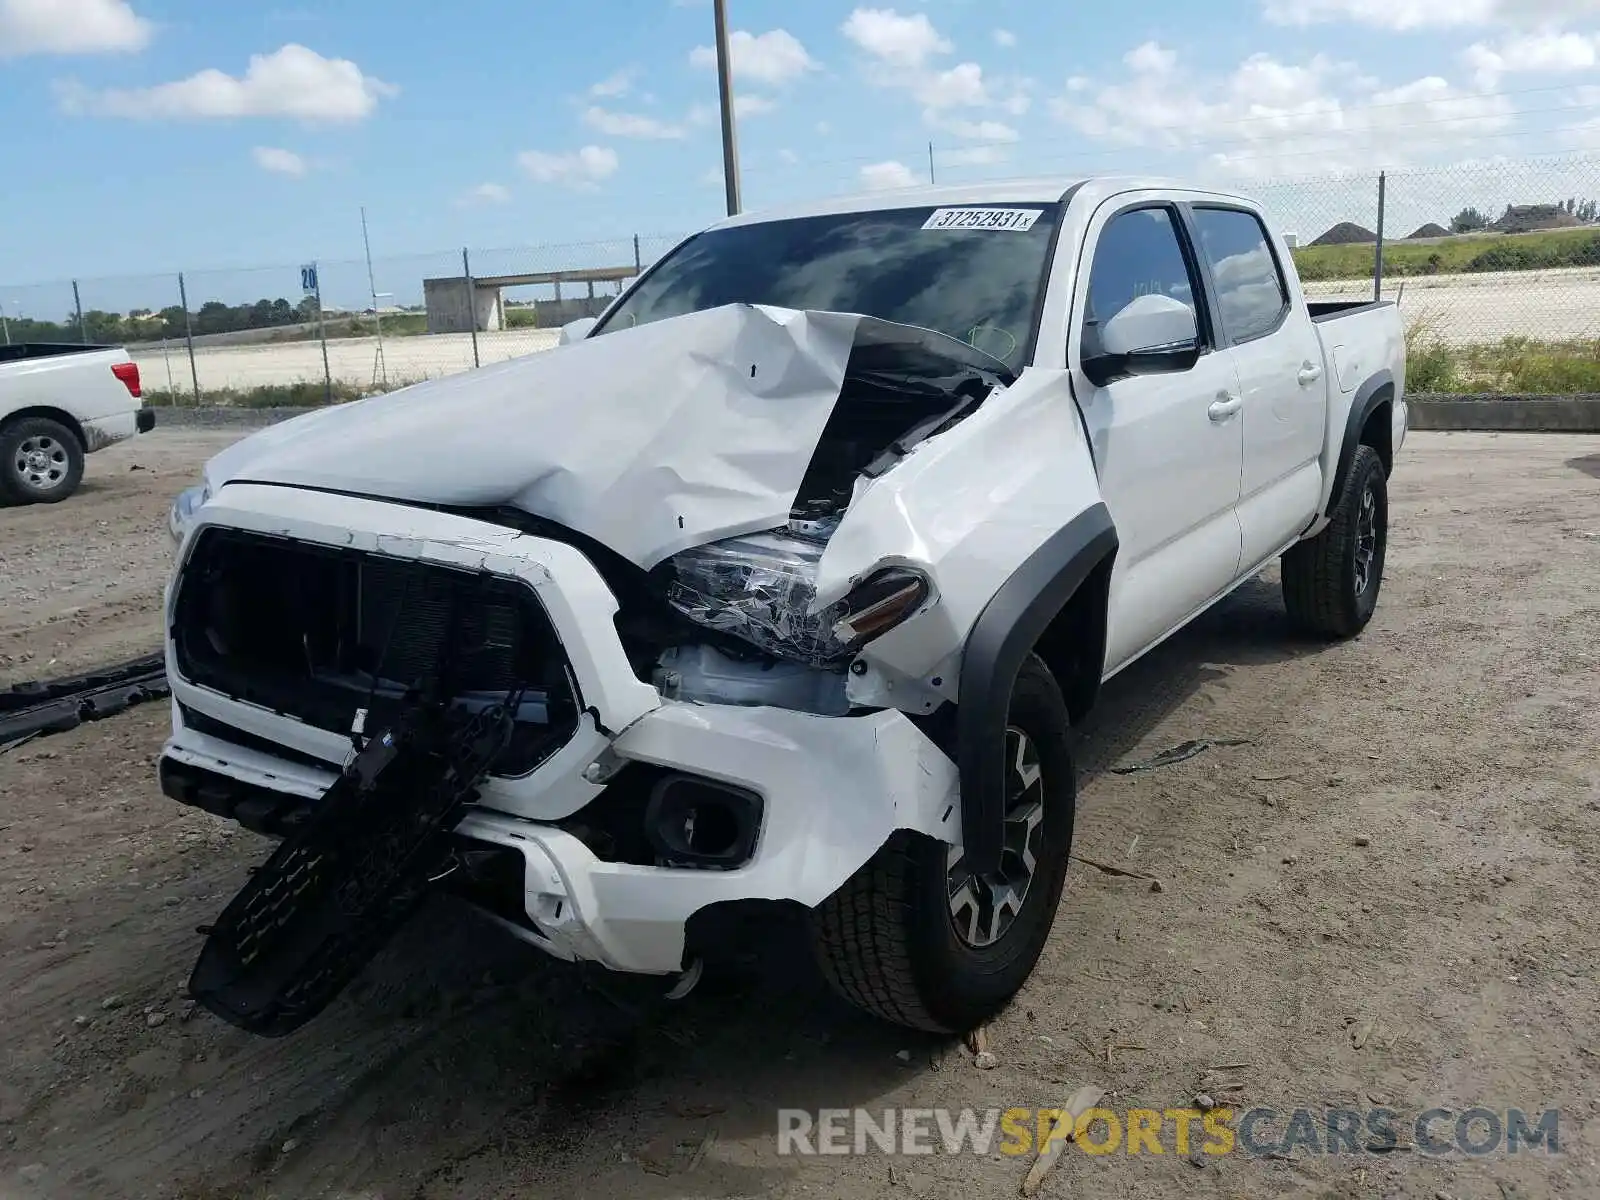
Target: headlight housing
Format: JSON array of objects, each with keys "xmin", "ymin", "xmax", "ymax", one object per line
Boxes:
[
  {"xmin": 167, "ymin": 482, "xmax": 210, "ymax": 547},
  {"xmin": 666, "ymin": 530, "xmax": 930, "ymax": 667}
]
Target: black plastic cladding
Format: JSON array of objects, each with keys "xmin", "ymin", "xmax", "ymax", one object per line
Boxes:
[
  {"xmin": 956, "ymin": 504, "xmax": 1118, "ymax": 876},
  {"xmin": 1327, "ymin": 370, "xmax": 1395, "ymax": 517}
]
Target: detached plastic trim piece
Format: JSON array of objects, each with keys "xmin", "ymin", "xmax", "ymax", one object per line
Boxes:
[
  {"xmin": 0, "ymin": 653, "xmax": 164, "ymax": 713},
  {"xmin": 0, "ymin": 655, "xmax": 169, "ymax": 748}
]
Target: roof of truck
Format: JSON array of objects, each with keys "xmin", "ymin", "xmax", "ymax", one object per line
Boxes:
[{"xmin": 705, "ymin": 175, "xmax": 1253, "ymax": 231}]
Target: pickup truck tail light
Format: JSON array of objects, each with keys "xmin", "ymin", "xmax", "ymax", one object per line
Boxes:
[{"xmin": 111, "ymin": 361, "xmax": 141, "ymax": 398}]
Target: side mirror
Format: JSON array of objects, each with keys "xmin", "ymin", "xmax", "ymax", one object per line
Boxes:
[
  {"xmin": 1083, "ymin": 294, "xmax": 1200, "ymax": 387},
  {"xmin": 558, "ymin": 316, "xmax": 598, "ymax": 345}
]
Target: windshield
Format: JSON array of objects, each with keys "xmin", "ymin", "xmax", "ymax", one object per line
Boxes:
[{"xmin": 593, "ymin": 203, "xmax": 1063, "ymax": 371}]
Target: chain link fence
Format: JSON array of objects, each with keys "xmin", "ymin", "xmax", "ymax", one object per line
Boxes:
[
  {"xmin": 7, "ymin": 154, "xmax": 1600, "ymax": 403},
  {"xmin": 0, "ymin": 234, "xmax": 687, "ymax": 407},
  {"xmin": 1253, "ymin": 153, "xmax": 1600, "ymax": 391}
]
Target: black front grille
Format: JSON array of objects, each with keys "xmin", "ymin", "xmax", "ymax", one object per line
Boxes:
[{"xmin": 173, "ymin": 527, "xmax": 579, "ymax": 776}]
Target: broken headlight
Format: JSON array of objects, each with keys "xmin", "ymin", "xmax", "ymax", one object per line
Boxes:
[
  {"xmin": 666, "ymin": 531, "xmax": 930, "ymax": 667},
  {"xmin": 168, "ymin": 482, "xmax": 211, "ymax": 547}
]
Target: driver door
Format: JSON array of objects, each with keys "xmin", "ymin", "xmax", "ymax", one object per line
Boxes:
[{"xmin": 1069, "ymin": 199, "xmax": 1245, "ymax": 672}]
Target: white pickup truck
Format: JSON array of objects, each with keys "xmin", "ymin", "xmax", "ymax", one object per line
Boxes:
[
  {"xmin": 0, "ymin": 342, "xmax": 154, "ymax": 504},
  {"xmin": 158, "ymin": 176, "xmax": 1405, "ymax": 1037}
]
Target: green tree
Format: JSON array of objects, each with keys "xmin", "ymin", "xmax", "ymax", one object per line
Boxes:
[{"xmin": 1450, "ymin": 207, "xmax": 1488, "ymax": 233}]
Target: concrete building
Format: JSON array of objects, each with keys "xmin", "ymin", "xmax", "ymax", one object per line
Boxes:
[{"xmin": 422, "ymin": 265, "xmax": 640, "ymax": 334}]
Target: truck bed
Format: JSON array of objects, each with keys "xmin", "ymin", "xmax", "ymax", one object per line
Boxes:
[
  {"xmin": 0, "ymin": 342, "xmax": 117, "ymax": 365},
  {"xmin": 1308, "ymin": 299, "xmax": 1395, "ymax": 324}
]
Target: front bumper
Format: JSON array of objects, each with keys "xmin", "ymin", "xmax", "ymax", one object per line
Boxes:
[{"xmin": 160, "ymin": 484, "xmax": 960, "ymax": 975}]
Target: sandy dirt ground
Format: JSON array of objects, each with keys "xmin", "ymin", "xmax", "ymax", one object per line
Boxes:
[
  {"xmin": 129, "ymin": 330, "xmax": 560, "ymax": 395},
  {"xmin": 0, "ymin": 430, "xmax": 246, "ymax": 686},
  {"xmin": 1, "ymin": 431, "xmax": 1597, "ymax": 1200}
]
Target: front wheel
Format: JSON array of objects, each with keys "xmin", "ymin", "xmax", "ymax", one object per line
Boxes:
[
  {"xmin": 0, "ymin": 417, "xmax": 86, "ymax": 505},
  {"xmin": 1281, "ymin": 443, "xmax": 1388, "ymax": 639},
  {"xmin": 809, "ymin": 653, "xmax": 1076, "ymax": 1033}
]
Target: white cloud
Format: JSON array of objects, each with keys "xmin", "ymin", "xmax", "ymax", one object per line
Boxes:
[
  {"xmin": 1125, "ymin": 41, "xmax": 1177, "ymax": 74},
  {"xmin": 993, "ymin": 28, "xmax": 1017, "ymax": 48},
  {"xmin": 861, "ymin": 159, "xmax": 919, "ymax": 189},
  {"xmin": 1052, "ymin": 46, "xmax": 1515, "ymax": 177},
  {"xmin": 1464, "ymin": 29, "xmax": 1600, "ymax": 86},
  {"xmin": 0, "ymin": 0, "xmax": 150, "ymax": 56},
  {"xmin": 251, "ymin": 145, "xmax": 306, "ymax": 176},
  {"xmin": 689, "ymin": 28, "xmax": 817, "ymax": 86},
  {"xmin": 939, "ymin": 117, "xmax": 1020, "ymax": 141},
  {"xmin": 779, "ymin": 147, "xmax": 799, "ymax": 163},
  {"xmin": 914, "ymin": 61, "xmax": 988, "ymax": 108},
  {"xmin": 942, "ymin": 145, "xmax": 1010, "ymax": 167},
  {"xmin": 840, "ymin": 9, "xmax": 997, "ymax": 119},
  {"xmin": 735, "ymin": 93, "xmax": 776, "ymax": 117},
  {"xmin": 459, "ymin": 181, "xmax": 511, "ymax": 205},
  {"xmin": 583, "ymin": 105, "xmax": 685, "ymax": 139},
  {"xmin": 58, "ymin": 43, "xmax": 396, "ymax": 121},
  {"xmin": 841, "ymin": 9, "xmax": 951, "ymax": 67},
  {"xmin": 518, "ymin": 144, "xmax": 619, "ymax": 187},
  {"xmin": 1260, "ymin": 0, "xmax": 1593, "ymax": 29},
  {"xmin": 588, "ymin": 68, "xmax": 636, "ymax": 98}
]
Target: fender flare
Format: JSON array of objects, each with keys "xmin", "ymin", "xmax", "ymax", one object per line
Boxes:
[
  {"xmin": 956, "ymin": 503, "xmax": 1118, "ymax": 875},
  {"xmin": 1325, "ymin": 370, "xmax": 1394, "ymax": 517}
]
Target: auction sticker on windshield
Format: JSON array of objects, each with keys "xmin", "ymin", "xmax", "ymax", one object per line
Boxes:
[{"xmin": 922, "ymin": 208, "xmax": 1043, "ymax": 231}]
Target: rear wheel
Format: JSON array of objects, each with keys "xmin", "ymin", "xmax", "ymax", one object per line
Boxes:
[
  {"xmin": 810, "ymin": 654, "xmax": 1075, "ymax": 1033},
  {"xmin": 0, "ymin": 417, "xmax": 85, "ymax": 505},
  {"xmin": 1281, "ymin": 443, "xmax": 1387, "ymax": 638}
]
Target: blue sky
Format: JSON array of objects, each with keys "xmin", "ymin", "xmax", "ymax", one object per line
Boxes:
[{"xmin": 3, "ymin": 0, "xmax": 1600, "ymax": 298}]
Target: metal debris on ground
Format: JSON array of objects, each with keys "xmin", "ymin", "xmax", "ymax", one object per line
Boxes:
[
  {"xmin": 1071, "ymin": 855, "xmax": 1157, "ymax": 881},
  {"xmin": 1110, "ymin": 738, "xmax": 1251, "ymax": 774}
]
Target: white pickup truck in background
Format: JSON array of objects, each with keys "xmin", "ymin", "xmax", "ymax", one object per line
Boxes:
[
  {"xmin": 0, "ymin": 342, "xmax": 154, "ymax": 504},
  {"xmin": 158, "ymin": 176, "xmax": 1405, "ymax": 1038}
]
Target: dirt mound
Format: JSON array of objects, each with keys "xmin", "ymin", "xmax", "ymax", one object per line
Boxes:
[
  {"xmin": 1406, "ymin": 223, "xmax": 1450, "ymax": 240},
  {"xmin": 1310, "ymin": 221, "xmax": 1376, "ymax": 246},
  {"xmin": 1495, "ymin": 204, "xmax": 1583, "ymax": 234}
]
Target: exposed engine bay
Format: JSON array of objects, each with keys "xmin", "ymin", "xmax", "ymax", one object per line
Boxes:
[{"xmin": 463, "ymin": 312, "xmax": 1012, "ymax": 715}]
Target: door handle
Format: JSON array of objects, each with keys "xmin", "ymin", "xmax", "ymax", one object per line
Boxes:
[
  {"xmin": 1297, "ymin": 362, "xmax": 1323, "ymax": 386},
  {"xmin": 1208, "ymin": 393, "xmax": 1242, "ymax": 421}
]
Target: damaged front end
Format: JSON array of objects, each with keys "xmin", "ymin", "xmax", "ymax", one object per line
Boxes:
[
  {"xmin": 637, "ymin": 313, "xmax": 1010, "ymax": 712},
  {"xmin": 170, "ymin": 305, "xmax": 1002, "ymax": 1033}
]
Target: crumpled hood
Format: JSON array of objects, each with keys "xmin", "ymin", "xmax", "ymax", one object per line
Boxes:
[{"xmin": 202, "ymin": 302, "xmax": 1008, "ymax": 569}]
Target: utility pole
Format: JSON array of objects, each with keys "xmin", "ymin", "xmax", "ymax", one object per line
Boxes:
[
  {"xmin": 713, "ymin": 0, "xmax": 742, "ymax": 216},
  {"xmin": 928, "ymin": 141, "xmax": 936, "ymax": 184},
  {"xmin": 360, "ymin": 206, "xmax": 388, "ymax": 389}
]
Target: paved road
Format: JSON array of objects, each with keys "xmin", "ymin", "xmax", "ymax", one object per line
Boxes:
[{"xmin": 129, "ymin": 267, "xmax": 1600, "ymax": 395}]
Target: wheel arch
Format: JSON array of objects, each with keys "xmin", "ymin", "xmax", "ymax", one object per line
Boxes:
[
  {"xmin": 956, "ymin": 503, "xmax": 1117, "ymax": 875},
  {"xmin": 1325, "ymin": 371, "xmax": 1394, "ymax": 518},
  {"xmin": 1, "ymin": 406, "xmax": 88, "ymax": 451}
]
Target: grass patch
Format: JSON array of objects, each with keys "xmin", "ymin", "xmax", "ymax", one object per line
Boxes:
[
  {"xmin": 1405, "ymin": 331, "xmax": 1600, "ymax": 393},
  {"xmin": 1294, "ymin": 226, "xmax": 1600, "ymax": 282},
  {"xmin": 144, "ymin": 379, "xmax": 385, "ymax": 408}
]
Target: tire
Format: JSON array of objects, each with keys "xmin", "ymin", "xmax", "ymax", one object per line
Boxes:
[
  {"xmin": 1281, "ymin": 443, "xmax": 1388, "ymax": 639},
  {"xmin": 0, "ymin": 417, "xmax": 85, "ymax": 505},
  {"xmin": 810, "ymin": 653, "xmax": 1076, "ymax": 1033}
]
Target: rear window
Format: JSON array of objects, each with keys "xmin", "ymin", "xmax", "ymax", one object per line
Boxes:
[
  {"xmin": 1191, "ymin": 208, "xmax": 1289, "ymax": 343},
  {"xmin": 594, "ymin": 204, "xmax": 1063, "ymax": 372}
]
